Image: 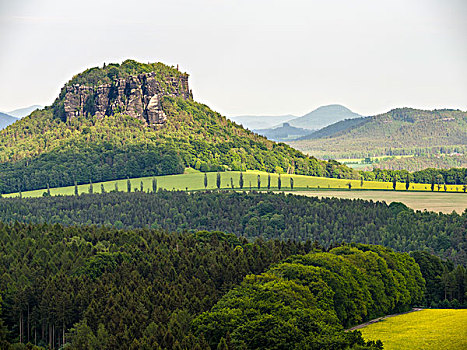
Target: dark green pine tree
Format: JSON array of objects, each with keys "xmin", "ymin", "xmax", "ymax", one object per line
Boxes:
[
  {"xmin": 115, "ymin": 182, "xmax": 119, "ymax": 192},
  {"xmin": 230, "ymin": 177, "xmax": 234, "ymax": 189},
  {"xmin": 217, "ymin": 172, "xmax": 221, "ymax": 189},
  {"xmin": 140, "ymin": 181, "xmax": 144, "ymax": 192},
  {"xmin": 431, "ymin": 176, "xmax": 435, "ymax": 192},
  {"xmin": 290, "ymin": 177, "xmax": 294, "ymax": 190},
  {"xmin": 278, "ymin": 174, "xmax": 281, "ymax": 190},
  {"xmin": 406, "ymin": 174, "xmax": 410, "ymax": 191},
  {"xmin": 239, "ymin": 172, "xmax": 244, "ymax": 189},
  {"xmin": 47, "ymin": 183, "xmax": 51, "ymax": 196},
  {"xmin": 101, "ymin": 184, "xmax": 105, "ymax": 193},
  {"xmin": 204, "ymin": 173, "xmax": 208, "ymax": 189},
  {"xmin": 89, "ymin": 180, "xmax": 93, "ymax": 194},
  {"xmin": 257, "ymin": 175, "xmax": 261, "ymax": 190},
  {"xmin": 268, "ymin": 174, "xmax": 271, "ymax": 190},
  {"xmin": 392, "ymin": 177, "xmax": 397, "ymax": 190},
  {"xmin": 74, "ymin": 181, "xmax": 78, "ymax": 196},
  {"xmin": 127, "ymin": 178, "xmax": 131, "ymax": 193},
  {"xmin": 152, "ymin": 178, "xmax": 157, "ymax": 193}
]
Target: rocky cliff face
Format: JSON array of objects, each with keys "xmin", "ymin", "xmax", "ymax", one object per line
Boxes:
[{"xmin": 61, "ymin": 72, "xmax": 191, "ymax": 125}]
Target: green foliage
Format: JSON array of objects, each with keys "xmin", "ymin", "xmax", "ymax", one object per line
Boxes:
[
  {"xmin": 362, "ymin": 167, "xmax": 467, "ymax": 185},
  {"xmin": 0, "ymin": 223, "xmax": 312, "ymax": 349},
  {"xmin": 194, "ymin": 244, "xmax": 419, "ymax": 349},
  {"xmin": 0, "ymin": 190, "xmax": 464, "ymax": 265},
  {"xmin": 292, "ymin": 108, "xmax": 467, "ymax": 160},
  {"xmin": 0, "ymin": 87, "xmax": 358, "ymax": 194}
]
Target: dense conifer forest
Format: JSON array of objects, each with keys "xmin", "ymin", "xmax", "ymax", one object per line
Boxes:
[
  {"xmin": 0, "ymin": 191, "xmax": 464, "ymax": 265},
  {"xmin": 0, "ymin": 224, "xmax": 314, "ymax": 349},
  {"xmin": 0, "ymin": 221, "xmax": 434, "ymax": 349}
]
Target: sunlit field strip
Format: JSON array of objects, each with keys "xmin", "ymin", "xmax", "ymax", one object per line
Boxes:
[{"xmin": 3, "ymin": 169, "xmax": 466, "ymax": 198}]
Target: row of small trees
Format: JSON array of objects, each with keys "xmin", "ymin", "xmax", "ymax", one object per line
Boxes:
[{"xmin": 204, "ymin": 172, "xmax": 294, "ymax": 191}]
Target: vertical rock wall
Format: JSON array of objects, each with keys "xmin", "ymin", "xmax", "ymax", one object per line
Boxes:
[{"xmin": 62, "ymin": 72, "xmax": 191, "ymax": 125}]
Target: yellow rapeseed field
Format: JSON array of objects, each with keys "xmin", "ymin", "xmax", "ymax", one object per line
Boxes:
[{"xmin": 360, "ymin": 309, "xmax": 467, "ymax": 350}]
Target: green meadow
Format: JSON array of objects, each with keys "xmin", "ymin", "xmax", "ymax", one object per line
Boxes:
[
  {"xmin": 3, "ymin": 169, "xmax": 466, "ymax": 213},
  {"xmin": 360, "ymin": 309, "xmax": 467, "ymax": 350}
]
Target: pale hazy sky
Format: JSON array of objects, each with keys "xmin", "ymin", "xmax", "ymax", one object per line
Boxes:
[{"xmin": 0, "ymin": 0, "xmax": 466, "ymax": 117}]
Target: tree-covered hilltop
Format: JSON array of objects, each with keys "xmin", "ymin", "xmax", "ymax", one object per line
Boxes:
[
  {"xmin": 66, "ymin": 60, "xmax": 188, "ymax": 87},
  {"xmin": 0, "ymin": 61, "xmax": 358, "ymax": 194},
  {"xmin": 194, "ymin": 244, "xmax": 423, "ymax": 349},
  {"xmin": 290, "ymin": 108, "xmax": 467, "ymax": 159},
  {"xmin": 0, "ymin": 191, "xmax": 464, "ymax": 265},
  {"xmin": 0, "ymin": 224, "xmax": 313, "ymax": 349}
]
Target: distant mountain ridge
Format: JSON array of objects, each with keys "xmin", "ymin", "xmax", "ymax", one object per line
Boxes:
[
  {"xmin": 296, "ymin": 116, "xmax": 368, "ymax": 140},
  {"xmin": 231, "ymin": 105, "xmax": 362, "ymax": 132},
  {"xmin": 254, "ymin": 123, "xmax": 313, "ymax": 142},
  {"xmin": 6, "ymin": 105, "xmax": 43, "ymax": 118},
  {"xmin": 286, "ymin": 104, "xmax": 362, "ymax": 130},
  {"xmin": 0, "ymin": 112, "xmax": 18, "ymax": 130},
  {"xmin": 230, "ymin": 114, "xmax": 296, "ymax": 130},
  {"xmin": 290, "ymin": 108, "xmax": 467, "ymax": 159}
]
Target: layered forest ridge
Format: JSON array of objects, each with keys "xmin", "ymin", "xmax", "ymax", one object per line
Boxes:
[
  {"xmin": 290, "ymin": 108, "xmax": 467, "ymax": 159},
  {"xmin": 0, "ymin": 60, "xmax": 357, "ymax": 194}
]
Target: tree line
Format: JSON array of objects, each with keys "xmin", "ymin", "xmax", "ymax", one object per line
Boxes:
[{"xmin": 361, "ymin": 167, "xmax": 467, "ymax": 185}]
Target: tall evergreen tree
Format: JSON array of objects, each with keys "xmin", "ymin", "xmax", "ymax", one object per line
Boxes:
[
  {"xmin": 89, "ymin": 180, "xmax": 93, "ymax": 194},
  {"xmin": 140, "ymin": 181, "xmax": 144, "ymax": 192},
  {"xmin": 101, "ymin": 184, "xmax": 105, "ymax": 193},
  {"xmin": 239, "ymin": 173, "xmax": 244, "ymax": 189},
  {"xmin": 268, "ymin": 174, "xmax": 271, "ymax": 190},
  {"xmin": 217, "ymin": 172, "xmax": 221, "ymax": 189},
  {"xmin": 406, "ymin": 174, "xmax": 410, "ymax": 191},
  {"xmin": 278, "ymin": 174, "xmax": 281, "ymax": 190},
  {"xmin": 204, "ymin": 173, "xmax": 208, "ymax": 189},
  {"xmin": 127, "ymin": 178, "xmax": 131, "ymax": 193},
  {"xmin": 152, "ymin": 178, "xmax": 157, "ymax": 193},
  {"xmin": 290, "ymin": 177, "xmax": 294, "ymax": 190},
  {"xmin": 74, "ymin": 181, "xmax": 79, "ymax": 196},
  {"xmin": 257, "ymin": 175, "xmax": 261, "ymax": 190}
]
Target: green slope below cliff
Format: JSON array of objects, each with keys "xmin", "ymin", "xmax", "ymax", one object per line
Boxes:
[{"xmin": 0, "ymin": 60, "xmax": 358, "ymax": 194}]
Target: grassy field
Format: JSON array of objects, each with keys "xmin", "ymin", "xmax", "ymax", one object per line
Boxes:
[
  {"xmin": 3, "ymin": 170, "xmax": 466, "ymax": 213},
  {"xmin": 360, "ymin": 309, "xmax": 467, "ymax": 350},
  {"xmin": 337, "ymin": 155, "xmax": 414, "ymax": 169}
]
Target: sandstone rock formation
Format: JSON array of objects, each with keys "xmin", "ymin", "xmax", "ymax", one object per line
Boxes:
[{"xmin": 61, "ymin": 72, "xmax": 191, "ymax": 125}]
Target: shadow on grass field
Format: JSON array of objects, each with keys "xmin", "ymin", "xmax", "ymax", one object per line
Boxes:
[
  {"xmin": 360, "ymin": 309, "xmax": 467, "ymax": 350},
  {"xmin": 292, "ymin": 190, "xmax": 467, "ymax": 214}
]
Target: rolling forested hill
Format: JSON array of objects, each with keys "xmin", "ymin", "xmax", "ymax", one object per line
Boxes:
[
  {"xmin": 0, "ymin": 60, "xmax": 357, "ymax": 194},
  {"xmin": 290, "ymin": 108, "xmax": 467, "ymax": 159},
  {"xmin": 1, "ymin": 190, "xmax": 464, "ymax": 265}
]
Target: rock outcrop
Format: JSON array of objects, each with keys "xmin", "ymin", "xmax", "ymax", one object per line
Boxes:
[{"xmin": 61, "ymin": 72, "xmax": 191, "ymax": 125}]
